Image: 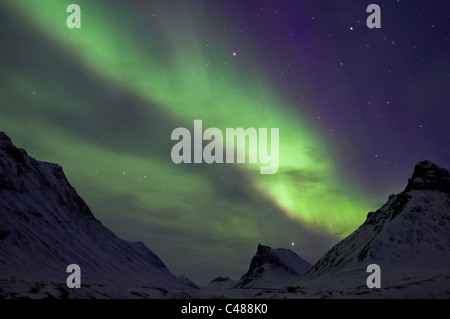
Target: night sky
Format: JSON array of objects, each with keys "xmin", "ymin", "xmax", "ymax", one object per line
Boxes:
[{"xmin": 1, "ymin": 0, "xmax": 449, "ymax": 285}]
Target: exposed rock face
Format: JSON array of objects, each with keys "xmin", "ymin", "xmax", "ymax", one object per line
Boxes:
[
  {"xmin": 234, "ymin": 244, "xmax": 311, "ymax": 288},
  {"xmin": 304, "ymin": 161, "xmax": 450, "ymax": 280},
  {"xmin": 405, "ymin": 160, "xmax": 450, "ymax": 193}
]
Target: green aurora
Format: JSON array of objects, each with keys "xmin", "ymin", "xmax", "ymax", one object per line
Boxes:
[{"xmin": 1, "ymin": 0, "xmax": 376, "ymax": 283}]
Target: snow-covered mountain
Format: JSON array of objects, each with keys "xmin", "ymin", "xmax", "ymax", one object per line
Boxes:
[
  {"xmin": 303, "ymin": 160, "xmax": 450, "ymax": 282},
  {"xmin": 0, "ymin": 132, "xmax": 196, "ymax": 298},
  {"xmin": 245, "ymin": 161, "xmax": 450, "ymax": 298},
  {"xmin": 206, "ymin": 276, "xmax": 237, "ymax": 289},
  {"xmin": 247, "ymin": 160, "xmax": 449, "ymax": 298},
  {"xmin": 2, "ymin": 129, "xmax": 449, "ymax": 299},
  {"xmin": 234, "ymin": 244, "xmax": 312, "ymax": 288}
]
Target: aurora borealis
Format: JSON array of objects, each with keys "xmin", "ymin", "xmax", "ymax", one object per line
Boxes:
[{"xmin": 1, "ymin": 1, "xmax": 449, "ymax": 285}]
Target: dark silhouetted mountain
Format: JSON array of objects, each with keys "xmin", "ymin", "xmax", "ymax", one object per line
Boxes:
[
  {"xmin": 234, "ymin": 244, "xmax": 312, "ymax": 288},
  {"xmin": 3, "ymin": 130, "xmax": 449, "ymax": 299},
  {"xmin": 177, "ymin": 275, "xmax": 199, "ymax": 289},
  {"xmin": 206, "ymin": 276, "xmax": 237, "ymax": 289},
  {"xmin": 303, "ymin": 160, "xmax": 450, "ymax": 282},
  {"xmin": 0, "ymin": 132, "xmax": 196, "ymax": 298},
  {"xmin": 405, "ymin": 160, "xmax": 450, "ymax": 193}
]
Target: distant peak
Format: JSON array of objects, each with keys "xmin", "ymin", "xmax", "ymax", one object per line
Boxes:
[
  {"xmin": 405, "ymin": 161, "xmax": 450, "ymax": 193},
  {"xmin": 210, "ymin": 276, "xmax": 232, "ymax": 283}
]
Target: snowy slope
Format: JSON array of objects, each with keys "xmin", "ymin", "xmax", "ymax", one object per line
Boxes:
[
  {"xmin": 303, "ymin": 160, "xmax": 450, "ymax": 282},
  {"xmin": 2, "ymin": 129, "xmax": 449, "ymax": 299},
  {"xmin": 210, "ymin": 161, "xmax": 450, "ymax": 298},
  {"xmin": 206, "ymin": 276, "xmax": 237, "ymax": 289},
  {"xmin": 234, "ymin": 244, "xmax": 312, "ymax": 288},
  {"xmin": 0, "ymin": 132, "xmax": 197, "ymax": 298},
  {"xmin": 244, "ymin": 161, "xmax": 450, "ymax": 298}
]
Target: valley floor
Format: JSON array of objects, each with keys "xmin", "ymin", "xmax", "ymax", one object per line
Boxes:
[{"xmin": 3, "ymin": 269, "xmax": 449, "ymax": 299}]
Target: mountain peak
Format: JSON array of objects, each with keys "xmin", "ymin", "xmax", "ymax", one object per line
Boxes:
[
  {"xmin": 234, "ymin": 244, "xmax": 311, "ymax": 288},
  {"xmin": 405, "ymin": 160, "xmax": 450, "ymax": 193},
  {"xmin": 206, "ymin": 276, "xmax": 237, "ymax": 289},
  {"xmin": 304, "ymin": 160, "xmax": 450, "ymax": 281},
  {"xmin": 249, "ymin": 244, "xmax": 294, "ymax": 275},
  {"xmin": 0, "ymin": 132, "xmax": 28, "ymax": 165},
  {"xmin": 210, "ymin": 276, "xmax": 232, "ymax": 283},
  {"xmin": 0, "ymin": 131, "xmax": 9, "ymax": 140},
  {"xmin": 0, "ymin": 132, "xmax": 194, "ymax": 296}
]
